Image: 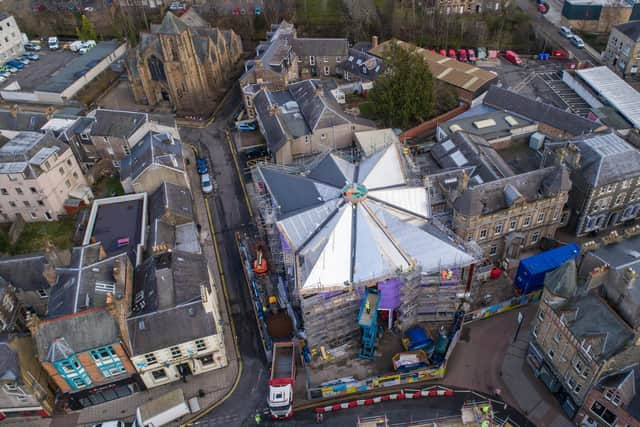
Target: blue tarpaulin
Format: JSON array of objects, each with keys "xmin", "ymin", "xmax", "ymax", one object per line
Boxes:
[{"xmin": 514, "ymin": 243, "xmax": 580, "ymax": 294}]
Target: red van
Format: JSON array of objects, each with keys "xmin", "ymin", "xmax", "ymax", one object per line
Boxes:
[
  {"xmin": 439, "ymin": 49, "xmax": 447, "ymax": 56},
  {"xmin": 467, "ymin": 49, "xmax": 476, "ymax": 63},
  {"xmin": 447, "ymin": 49, "xmax": 457, "ymax": 59},
  {"xmin": 457, "ymin": 49, "xmax": 467, "ymax": 62},
  {"xmin": 504, "ymin": 50, "xmax": 523, "ymax": 65}
]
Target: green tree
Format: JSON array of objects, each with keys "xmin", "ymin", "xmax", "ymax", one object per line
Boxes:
[
  {"xmin": 368, "ymin": 42, "xmax": 435, "ymax": 128},
  {"xmin": 76, "ymin": 15, "xmax": 97, "ymax": 41}
]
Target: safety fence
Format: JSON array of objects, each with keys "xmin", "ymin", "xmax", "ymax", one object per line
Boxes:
[{"xmin": 463, "ymin": 290, "xmax": 542, "ymax": 325}]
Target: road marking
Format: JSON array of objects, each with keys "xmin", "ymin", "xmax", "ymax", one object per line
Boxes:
[
  {"xmin": 181, "ymin": 145, "xmax": 244, "ymax": 426},
  {"xmin": 225, "ymin": 130, "xmax": 254, "ymax": 219}
]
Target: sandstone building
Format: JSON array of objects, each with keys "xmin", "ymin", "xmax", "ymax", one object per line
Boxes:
[{"xmin": 127, "ymin": 9, "xmax": 242, "ymax": 114}]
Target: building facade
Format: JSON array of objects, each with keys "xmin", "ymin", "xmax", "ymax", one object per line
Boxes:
[
  {"xmin": 565, "ymin": 133, "xmax": 640, "ymax": 237},
  {"xmin": 452, "ymin": 167, "xmax": 572, "ymax": 260},
  {"xmin": 0, "ymin": 14, "xmax": 24, "ymax": 63},
  {"xmin": 127, "ymin": 9, "xmax": 242, "ymax": 114},
  {"xmin": 603, "ymin": 21, "xmax": 640, "ymax": 78},
  {"xmin": 0, "ymin": 131, "xmax": 90, "ymax": 223},
  {"xmin": 0, "ymin": 335, "xmax": 56, "ymax": 420}
]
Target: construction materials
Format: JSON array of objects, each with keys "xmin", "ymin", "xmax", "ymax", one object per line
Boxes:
[
  {"xmin": 514, "ymin": 243, "xmax": 580, "ymax": 293},
  {"xmin": 358, "ymin": 288, "xmax": 381, "ymax": 360},
  {"xmin": 133, "ymin": 389, "xmax": 190, "ymax": 427},
  {"xmin": 268, "ymin": 342, "xmax": 297, "ymax": 419},
  {"xmin": 392, "ymin": 350, "xmax": 428, "ymax": 372},
  {"xmin": 402, "ymin": 327, "xmax": 433, "ymax": 352},
  {"xmin": 253, "ymin": 243, "xmax": 268, "ymax": 275}
]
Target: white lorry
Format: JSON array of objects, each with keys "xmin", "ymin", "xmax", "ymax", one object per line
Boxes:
[
  {"xmin": 132, "ymin": 389, "xmax": 191, "ymax": 427},
  {"xmin": 48, "ymin": 36, "xmax": 59, "ymax": 50}
]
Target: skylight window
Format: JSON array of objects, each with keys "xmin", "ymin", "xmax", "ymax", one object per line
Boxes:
[{"xmin": 473, "ymin": 119, "xmax": 497, "ymax": 129}]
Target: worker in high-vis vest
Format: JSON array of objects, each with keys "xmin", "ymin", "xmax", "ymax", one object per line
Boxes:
[
  {"xmin": 365, "ymin": 300, "xmax": 371, "ymax": 314},
  {"xmin": 255, "ymin": 413, "xmax": 262, "ymax": 424}
]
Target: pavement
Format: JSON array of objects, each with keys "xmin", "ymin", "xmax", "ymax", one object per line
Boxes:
[{"xmin": 443, "ymin": 304, "xmax": 573, "ymax": 427}]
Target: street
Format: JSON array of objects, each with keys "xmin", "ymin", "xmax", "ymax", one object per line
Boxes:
[{"xmin": 179, "ymin": 84, "xmax": 271, "ymax": 426}]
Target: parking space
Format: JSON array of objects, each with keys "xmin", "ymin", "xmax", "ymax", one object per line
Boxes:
[
  {"xmin": 1, "ymin": 49, "xmax": 76, "ymax": 91},
  {"xmin": 537, "ymin": 71, "xmax": 592, "ymax": 116}
]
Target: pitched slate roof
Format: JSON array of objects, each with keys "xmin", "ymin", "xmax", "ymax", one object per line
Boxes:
[
  {"xmin": 0, "ymin": 110, "xmax": 47, "ymax": 132},
  {"xmin": 34, "ymin": 309, "xmax": 120, "ymax": 362},
  {"xmin": 90, "ymin": 109, "xmax": 148, "ymax": 138},
  {"xmin": 119, "ymin": 131, "xmax": 184, "ymax": 184},
  {"xmin": 149, "ymin": 182, "xmax": 193, "ymax": 225},
  {"xmin": 453, "ymin": 166, "xmax": 572, "ymax": 216},
  {"xmin": 339, "ymin": 48, "xmax": 384, "ymax": 81},
  {"xmin": 292, "ymin": 38, "xmax": 348, "ymax": 57},
  {"xmin": 573, "ymin": 132, "xmax": 640, "ymax": 188},
  {"xmin": 615, "ymin": 21, "xmax": 640, "ymax": 41},
  {"xmin": 156, "ymin": 11, "xmax": 188, "ymax": 34},
  {"xmin": 0, "ymin": 342, "xmax": 18, "ymax": 382},
  {"xmin": 0, "ymin": 253, "xmax": 51, "ymax": 292},
  {"xmin": 483, "ymin": 86, "xmax": 601, "ymax": 136},
  {"xmin": 544, "ymin": 260, "xmax": 579, "ymax": 298},
  {"xmin": 178, "ymin": 8, "xmax": 209, "ymax": 28}
]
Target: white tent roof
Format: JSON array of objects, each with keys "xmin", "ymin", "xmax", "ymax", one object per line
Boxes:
[{"xmin": 260, "ymin": 144, "xmax": 474, "ymax": 294}]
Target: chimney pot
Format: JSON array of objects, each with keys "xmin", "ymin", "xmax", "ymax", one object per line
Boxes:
[{"xmin": 371, "ymin": 35, "xmax": 379, "ymax": 49}]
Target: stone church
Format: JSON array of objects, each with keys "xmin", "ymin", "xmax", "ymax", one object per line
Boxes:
[{"xmin": 127, "ymin": 9, "xmax": 242, "ymax": 114}]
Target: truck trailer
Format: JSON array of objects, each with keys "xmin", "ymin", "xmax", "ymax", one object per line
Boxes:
[
  {"xmin": 132, "ymin": 389, "xmax": 190, "ymax": 427},
  {"xmin": 268, "ymin": 341, "xmax": 296, "ymax": 419}
]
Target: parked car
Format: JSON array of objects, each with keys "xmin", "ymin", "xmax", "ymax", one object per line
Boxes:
[
  {"xmin": 24, "ymin": 42, "xmax": 41, "ymax": 51},
  {"xmin": 6, "ymin": 60, "xmax": 24, "ymax": 69},
  {"xmin": 2, "ymin": 65, "xmax": 17, "ymax": 73},
  {"xmin": 570, "ymin": 35, "xmax": 585, "ymax": 48},
  {"xmin": 201, "ymin": 173, "xmax": 214, "ymax": 194},
  {"xmin": 16, "ymin": 57, "xmax": 29, "ymax": 65},
  {"xmin": 83, "ymin": 6, "xmax": 95, "ymax": 12},
  {"xmin": 559, "ymin": 26, "xmax": 574, "ymax": 38},
  {"xmin": 503, "ymin": 50, "xmax": 523, "ymax": 66},
  {"xmin": 447, "ymin": 49, "xmax": 457, "ymax": 59},
  {"xmin": 438, "ymin": 49, "xmax": 446, "ymax": 56},
  {"xmin": 457, "ymin": 49, "xmax": 467, "ymax": 62},
  {"xmin": 0, "ymin": 71, "xmax": 9, "ymax": 78},
  {"xmin": 25, "ymin": 53, "xmax": 39, "ymax": 60},
  {"xmin": 196, "ymin": 158, "xmax": 209, "ymax": 174},
  {"xmin": 91, "ymin": 421, "xmax": 125, "ymax": 427},
  {"xmin": 467, "ymin": 49, "xmax": 476, "ymax": 63},
  {"xmin": 237, "ymin": 121, "xmax": 257, "ymax": 132},
  {"xmin": 0, "ymin": 76, "xmax": 6, "ymax": 83}
]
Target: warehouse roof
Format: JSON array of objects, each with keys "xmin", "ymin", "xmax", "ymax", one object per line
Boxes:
[
  {"xmin": 369, "ymin": 40, "xmax": 497, "ymax": 94},
  {"xmin": 576, "ymin": 66, "xmax": 640, "ymax": 129}
]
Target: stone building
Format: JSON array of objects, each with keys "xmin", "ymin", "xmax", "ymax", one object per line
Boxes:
[
  {"xmin": 603, "ymin": 21, "xmax": 640, "ymax": 78},
  {"xmin": 451, "ymin": 165, "xmax": 572, "ymax": 260},
  {"xmin": 127, "ymin": 9, "xmax": 242, "ymax": 114},
  {"xmin": 527, "ymin": 260, "xmax": 639, "ymax": 419},
  {"xmin": 564, "ymin": 133, "xmax": 640, "ymax": 237},
  {"xmin": 0, "ymin": 14, "xmax": 24, "ymax": 64}
]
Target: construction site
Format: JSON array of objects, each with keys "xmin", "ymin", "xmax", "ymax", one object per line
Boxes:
[{"xmin": 238, "ymin": 142, "xmax": 484, "ymax": 391}]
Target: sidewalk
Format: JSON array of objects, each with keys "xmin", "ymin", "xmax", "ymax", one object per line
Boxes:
[
  {"xmin": 443, "ymin": 304, "xmax": 572, "ymax": 427},
  {"xmin": 55, "ymin": 147, "xmax": 240, "ymax": 426}
]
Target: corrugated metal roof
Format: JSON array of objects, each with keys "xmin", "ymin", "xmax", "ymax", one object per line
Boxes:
[{"xmin": 576, "ymin": 66, "xmax": 640, "ymax": 129}]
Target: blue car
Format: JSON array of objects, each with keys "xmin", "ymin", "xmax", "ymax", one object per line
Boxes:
[
  {"xmin": 237, "ymin": 121, "xmax": 257, "ymax": 132},
  {"xmin": 196, "ymin": 157, "xmax": 209, "ymax": 174},
  {"xmin": 6, "ymin": 60, "xmax": 23, "ymax": 69}
]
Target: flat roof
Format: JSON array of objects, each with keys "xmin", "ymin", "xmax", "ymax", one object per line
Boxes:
[
  {"xmin": 83, "ymin": 194, "xmax": 147, "ymax": 266},
  {"xmin": 576, "ymin": 66, "xmax": 640, "ymax": 129}
]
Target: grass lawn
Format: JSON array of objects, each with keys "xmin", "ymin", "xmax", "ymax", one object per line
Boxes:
[
  {"xmin": 75, "ymin": 69, "xmax": 120, "ymax": 106},
  {"xmin": 295, "ymin": 0, "xmax": 347, "ymax": 27},
  {"xmin": 358, "ymin": 101, "xmax": 376, "ymax": 120},
  {"xmin": 5, "ymin": 216, "xmax": 77, "ymax": 255},
  {"xmin": 92, "ymin": 175, "xmax": 124, "ymax": 198}
]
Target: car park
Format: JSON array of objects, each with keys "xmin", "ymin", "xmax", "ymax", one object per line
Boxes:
[
  {"xmin": 559, "ymin": 26, "xmax": 574, "ymax": 38},
  {"xmin": 237, "ymin": 121, "xmax": 257, "ymax": 132},
  {"xmin": 201, "ymin": 173, "xmax": 214, "ymax": 194},
  {"xmin": 570, "ymin": 35, "xmax": 585, "ymax": 48},
  {"xmin": 196, "ymin": 158, "xmax": 209, "ymax": 174}
]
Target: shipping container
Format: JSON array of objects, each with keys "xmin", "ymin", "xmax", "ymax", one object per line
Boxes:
[{"xmin": 514, "ymin": 243, "xmax": 580, "ymax": 294}]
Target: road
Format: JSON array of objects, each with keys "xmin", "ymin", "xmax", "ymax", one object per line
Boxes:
[
  {"xmin": 515, "ymin": 0, "xmax": 600, "ymax": 64},
  {"xmin": 180, "ymin": 84, "xmax": 270, "ymax": 427}
]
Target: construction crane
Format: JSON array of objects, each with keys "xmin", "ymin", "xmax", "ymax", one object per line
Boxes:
[{"xmin": 253, "ymin": 243, "xmax": 268, "ymax": 276}]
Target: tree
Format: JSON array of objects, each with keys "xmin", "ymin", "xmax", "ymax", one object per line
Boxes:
[
  {"xmin": 368, "ymin": 42, "xmax": 435, "ymax": 128},
  {"xmin": 76, "ymin": 15, "xmax": 97, "ymax": 41}
]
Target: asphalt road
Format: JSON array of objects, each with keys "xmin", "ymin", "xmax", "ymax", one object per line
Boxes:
[{"xmin": 180, "ymin": 84, "xmax": 270, "ymax": 427}]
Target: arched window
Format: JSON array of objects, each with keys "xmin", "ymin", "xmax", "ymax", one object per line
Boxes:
[{"xmin": 148, "ymin": 55, "xmax": 166, "ymax": 81}]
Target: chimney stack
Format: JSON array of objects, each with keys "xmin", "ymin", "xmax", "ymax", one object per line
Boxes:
[
  {"xmin": 624, "ymin": 267, "xmax": 638, "ymax": 289},
  {"xmin": 42, "ymin": 264, "xmax": 57, "ymax": 287},
  {"xmin": 9, "ymin": 104, "xmax": 18, "ymax": 119},
  {"xmin": 457, "ymin": 170, "xmax": 469, "ymax": 194},
  {"xmin": 25, "ymin": 313, "xmax": 40, "ymax": 335},
  {"xmin": 371, "ymin": 35, "xmax": 379, "ymax": 49}
]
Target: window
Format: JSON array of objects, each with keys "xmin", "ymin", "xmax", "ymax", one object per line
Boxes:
[
  {"xmin": 574, "ymin": 359, "xmax": 584, "ymax": 374},
  {"xmin": 144, "ymin": 353, "xmax": 157, "ymax": 366},
  {"xmin": 335, "ymin": 56, "xmax": 341, "ymax": 62},
  {"xmin": 15, "ymin": 188, "xmax": 22, "ymax": 195},
  {"xmin": 466, "ymin": 233, "xmax": 473, "ymax": 241},
  {"xmin": 151, "ymin": 369, "xmax": 167, "ymax": 381},
  {"xmin": 612, "ymin": 394, "xmax": 621, "ymax": 406},
  {"xmin": 170, "ymin": 346, "xmax": 182, "ymax": 359},
  {"xmin": 30, "ymin": 212, "xmax": 37, "ymax": 219},
  {"xmin": 320, "ymin": 133, "xmax": 327, "ymax": 140},
  {"xmin": 494, "ymin": 223, "xmax": 503, "ymax": 235},
  {"xmin": 532, "ymin": 324, "xmax": 539, "ymax": 337},
  {"xmin": 615, "ymin": 193, "xmax": 626, "ymax": 205},
  {"xmin": 530, "ymin": 232, "xmax": 540, "ymax": 244},
  {"xmin": 547, "ymin": 349, "xmax": 555, "ymax": 360},
  {"xmin": 574, "ymin": 383, "xmax": 582, "ymax": 394},
  {"xmin": 323, "ymin": 66, "xmax": 330, "ymax": 76},
  {"xmin": 72, "ymin": 172, "xmax": 78, "ymax": 180},
  {"xmin": 537, "ymin": 212, "xmax": 545, "ymax": 223},
  {"xmin": 553, "ymin": 332, "xmax": 561, "ymax": 343},
  {"xmin": 65, "ymin": 179, "xmax": 71, "ymax": 188},
  {"xmin": 71, "ymin": 377, "xmax": 87, "ymax": 388},
  {"xmin": 489, "ymin": 245, "xmax": 497, "ymax": 256},
  {"xmin": 479, "ymin": 228, "xmax": 487, "ymax": 239},
  {"xmin": 59, "ymin": 167, "xmax": 64, "ymax": 175},
  {"xmin": 309, "ymin": 56, "xmax": 316, "ymax": 66},
  {"xmin": 195, "ymin": 339, "xmax": 207, "ymax": 352},
  {"xmin": 198, "ymin": 354, "xmax": 215, "ymax": 366},
  {"xmin": 567, "ymin": 376, "xmax": 576, "ymax": 390},
  {"xmin": 8, "ymin": 201, "xmax": 15, "ymax": 207},
  {"xmin": 622, "ymin": 179, "xmax": 631, "ymax": 189},
  {"xmin": 44, "ymin": 211, "xmax": 53, "ymax": 221},
  {"xmin": 29, "ymin": 187, "xmax": 37, "ymax": 194},
  {"xmin": 523, "ymin": 215, "xmax": 531, "ymax": 227},
  {"xmin": 344, "ymin": 71, "xmax": 351, "ymax": 81},
  {"xmin": 44, "ymin": 160, "xmax": 50, "ymax": 169},
  {"xmin": 590, "ymin": 401, "xmax": 617, "ymax": 426},
  {"xmin": 37, "ymin": 289, "xmax": 48, "ymax": 298},
  {"xmin": 323, "ymin": 56, "xmax": 329, "ymax": 62},
  {"xmin": 0, "ymin": 188, "xmax": 6, "ymax": 195},
  {"xmin": 66, "ymin": 159, "xmax": 72, "ymax": 166},
  {"xmin": 23, "ymin": 201, "xmax": 30, "ymax": 207},
  {"xmin": 552, "ymin": 209, "xmax": 559, "ymax": 220},
  {"xmin": 95, "ymin": 281, "xmax": 116, "ymax": 293},
  {"xmin": 509, "ymin": 219, "xmax": 517, "ymax": 231},
  {"xmin": 538, "ymin": 310, "xmax": 544, "ymax": 321},
  {"xmin": 38, "ymin": 200, "xmax": 44, "ymax": 206}
]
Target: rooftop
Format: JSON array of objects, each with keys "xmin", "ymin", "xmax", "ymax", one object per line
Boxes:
[
  {"xmin": 614, "ymin": 21, "xmax": 640, "ymax": 42},
  {"xmin": 83, "ymin": 194, "xmax": 147, "ymax": 265},
  {"xmin": 149, "ymin": 181, "xmax": 194, "ymax": 224},
  {"xmin": 0, "ymin": 253, "xmax": 52, "ymax": 292},
  {"xmin": 575, "ymin": 66, "xmax": 640, "ymax": 129},
  {"xmin": 0, "ymin": 110, "xmax": 47, "ymax": 132},
  {"xmin": 338, "ymin": 48, "xmax": 384, "ymax": 82},
  {"xmin": 119, "ymin": 131, "xmax": 185, "ymax": 184},
  {"xmin": 257, "ymin": 145, "xmax": 475, "ymax": 293},
  {"xmin": 0, "ymin": 131, "xmax": 67, "ymax": 177},
  {"xmin": 439, "ymin": 110, "xmax": 536, "ymax": 141},
  {"xmin": 88, "ymin": 109, "xmax": 148, "ymax": 138}
]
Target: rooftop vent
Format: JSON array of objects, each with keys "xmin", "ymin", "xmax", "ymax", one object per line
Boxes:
[
  {"xmin": 504, "ymin": 115, "xmax": 519, "ymax": 126},
  {"xmin": 449, "ymin": 124, "xmax": 463, "ymax": 133},
  {"xmin": 473, "ymin": 119, "xmax": 496, "ymax": 129},
  {"xmin": 138, "ymin": 319, "xmax": 145, "ymax": 330}
]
